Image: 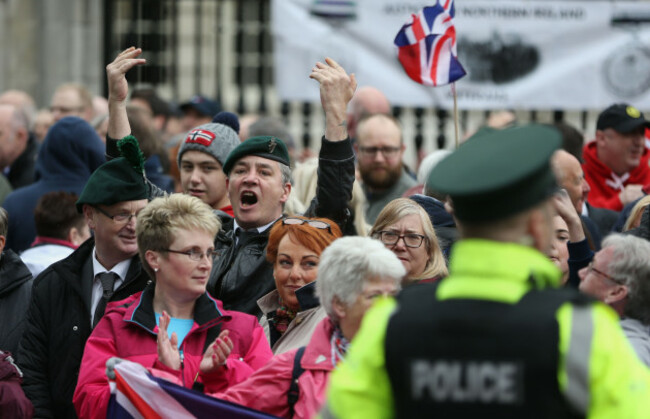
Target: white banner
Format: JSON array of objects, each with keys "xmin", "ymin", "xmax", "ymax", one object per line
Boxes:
[{"xmin": 272, "ymin": 0, "xmax": 650, "ymax": 110}]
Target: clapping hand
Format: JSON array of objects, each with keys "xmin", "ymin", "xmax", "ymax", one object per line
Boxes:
[
  {"xmin": 157, "ymin": 311, "xmax": 181, "ymax": 370},
  {"xmin": 200, "ymin": 329, "xmax": 233, "ymax": 374}
]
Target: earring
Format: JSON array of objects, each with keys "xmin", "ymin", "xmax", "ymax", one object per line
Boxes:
[{"xmin": 154, "ymin": 268, "xmax": 159, "ymax": 273}]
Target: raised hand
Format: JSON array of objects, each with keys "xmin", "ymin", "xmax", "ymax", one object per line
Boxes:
[
  {"xmin": 309, "ymin": 57, "xmax": 357, "ymax": 142},
  {"xmin": 106, "ymin": 47, "xmax": 146, "ymax": 103},
  {"xmin": 553, "ymin": 189, "xmax": 585, "ymax": 242},
  {"xmin": 107, "ymin": 47, "xmax": 146, "ymax": 139},
  {"xmin": 156, "ymin": 311, "xmax": 181, "ymax": 370},
  {"xmin": 200, "ymin": 329, "xmax": 233, "ymax": 374}
]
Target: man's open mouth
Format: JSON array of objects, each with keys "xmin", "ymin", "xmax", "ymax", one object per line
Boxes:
[{"xmin": 241, "ymin": 191, "xmax": 258, "ymax": 208}]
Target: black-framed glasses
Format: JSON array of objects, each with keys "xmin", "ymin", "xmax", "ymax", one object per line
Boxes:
[
  {"xmin": 93, "ymin": 205, "xmax": 138, "ymax": 224},
  {"xmin": 357, "ymin": 146, "xmax": 401, "ymax": 158},
  {"xmin": 162, "ymin": 248, "xmax": 219, "ymax": 261},
  {"xmin": 586, "ymin": 261, "xmax": 624, "ymax": 285},
  {"xmin": 373, "ymin": 231, "xmax": 426, "ymax": 248},
  {"xmin": 283, "ymin": 217, "xmax": 332, "ymax": 233}
]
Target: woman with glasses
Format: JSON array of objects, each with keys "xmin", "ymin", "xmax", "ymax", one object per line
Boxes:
[
  {"xmin": 370, "ymin": 198, "xmax": 448, "ymax": 284},
  {"xmin": 214, "ymin": 237, "xmax": 405, "ymax": 418},
  {"xmin": 73, "ymin": 194, "xmax": 272, "ymax": 418},
  {"xmin": 258, "ymin": 215, "xmax": 342, "ymax": 354}
]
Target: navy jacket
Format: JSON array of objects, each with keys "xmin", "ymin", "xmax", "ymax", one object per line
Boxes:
[{"xmin": 3, "ymin": 117, "xmax": 105, "ymax": 252}]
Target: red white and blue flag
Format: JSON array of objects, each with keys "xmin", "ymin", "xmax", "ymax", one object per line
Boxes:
[
  {"xmin": 184, "ymin": 129, "xmax": 216, "ymax": 147},
  {"xmin": 394, "ymin": 0, "xmax": 466, "ymax": 87},
  {"xmin": 107, "ymin": 361, "xmax": 277, "ymax": 418}
]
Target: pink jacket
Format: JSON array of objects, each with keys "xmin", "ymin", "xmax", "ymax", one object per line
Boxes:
[
  {"xmin": 73, "ymin": 286, "xmax": 272, "ymax": 419},
  {"xmin": 215, "ymin": 317, "xmax": 337, "ymax": 419}
]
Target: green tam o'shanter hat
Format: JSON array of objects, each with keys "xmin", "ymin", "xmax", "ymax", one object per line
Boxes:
[
  {"xmin": 76, "ymin": 136, "xmax": 148, "ymax": 212},
  {"xmin": 427, "ymin": 124, "xmax": 560, "ymax": 223},
  {"xmin": 222, "ymin": 136, "xmax": 290, "ymax": 175}
]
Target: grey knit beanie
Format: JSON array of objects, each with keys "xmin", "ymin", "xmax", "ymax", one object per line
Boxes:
[{"xmin": 177, "ymin": 111, "xmax": 240, "ymax": 167}]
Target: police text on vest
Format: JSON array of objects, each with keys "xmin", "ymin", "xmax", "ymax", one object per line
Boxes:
[{"xmin": 411, "ymin": 360, "xmax": 523, "ymax": 404}]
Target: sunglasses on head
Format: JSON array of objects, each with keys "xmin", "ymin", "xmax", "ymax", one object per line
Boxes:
[{"xmin": 282, "ymin": 217, "xmax": 332, "ymax": 234}]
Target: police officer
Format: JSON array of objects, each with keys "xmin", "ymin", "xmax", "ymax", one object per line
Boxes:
[{"xmin": 322, "ymin": 125, "xmax": 650, "ymax": 418}]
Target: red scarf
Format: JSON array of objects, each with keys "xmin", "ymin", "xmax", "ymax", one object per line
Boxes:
[{"xmin": 582, "ymin": 141, "xmax": 650, "ymax": 211}]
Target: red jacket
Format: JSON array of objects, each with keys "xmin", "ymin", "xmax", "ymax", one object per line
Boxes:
[
  {"xmin": 215, "ymin": 317, "xmax": 338, "ymax": 419},
  {"xmin": 582, "ymin": 141, "xmax": 650, "ymax": 211},
  {"xmin": 73, "ymin": 285, "xmax": 272, "ymax": 419}
]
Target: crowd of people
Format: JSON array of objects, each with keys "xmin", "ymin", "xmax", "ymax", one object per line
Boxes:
[{"xmin": 1, "ymin": 45, "xmax": 650, "ymax": 418}]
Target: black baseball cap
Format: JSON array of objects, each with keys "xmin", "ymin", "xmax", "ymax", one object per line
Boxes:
[{"xmin": 597, "ymin": 103, "xmax": 650, "ymax": 133}]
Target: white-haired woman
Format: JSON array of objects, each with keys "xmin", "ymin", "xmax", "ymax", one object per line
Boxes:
[{"xmin": 213, "ymin": 236, "xmax": 405, "ymax": 418}]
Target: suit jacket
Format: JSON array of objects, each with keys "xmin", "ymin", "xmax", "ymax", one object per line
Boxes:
[{"xmin": 17, "ymin": 238, "xmax": 150, "ymax": 418}]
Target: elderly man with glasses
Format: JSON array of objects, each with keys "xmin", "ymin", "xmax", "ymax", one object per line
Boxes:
[
  {"xmin": 354, "ymin": 113, "xmax": 417, "ymax": 224},
  {"xmin": 578, "ymin": 233, "xmax": 650, "ymax": 366},
  {"xmin": 17, "ymin": 139, "xmax": 151, "ymax": 419}
]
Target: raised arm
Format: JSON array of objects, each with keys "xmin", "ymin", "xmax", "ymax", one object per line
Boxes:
[
  {"xmin": 305, "ymin": 58, "xmax": 357, "ymax": 228},
  {"xmin": 309, "ymin": 57, "xmax": 357, "ymax": 142},
  {"xmin": 554, "ymin": 189, "xmax": 592, "ymax": 288},
  {"xmin": 554, "ymin": 189, "xmax": 585, "ymax": 244},
  {"xmin": 106, "ymin": 47, "xmax": 146, "ymax": 155}
]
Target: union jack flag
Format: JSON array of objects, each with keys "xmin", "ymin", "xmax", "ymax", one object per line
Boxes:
[
  {"xmin": 394, "ymin": 0, "xmax": 466, "ymax": 87},
  {"xmin": 107, "ymin": 360, "xmax": 276, "ymax": 418}
]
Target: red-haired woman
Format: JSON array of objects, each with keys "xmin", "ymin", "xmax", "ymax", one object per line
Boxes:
[{"xmin": 259, "ymin": 216, "xmax": 342, "ymax": 354}]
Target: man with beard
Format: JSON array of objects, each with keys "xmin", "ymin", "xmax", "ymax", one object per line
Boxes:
[
  {"xmin": 583, "ymin": 103, "xmax": 650, "ymax": 211},
  {"xmin": 355, "ymin": 113, "xmax": 416, "ymax": 223}
]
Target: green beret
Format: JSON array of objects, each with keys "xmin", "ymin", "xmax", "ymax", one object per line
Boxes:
[
  {"xmin": 76, "ymin": 157, "xmax": 148, "ymax": 212},
  {"xmin": 222, "ymin": 136, "xmax": 290, "ymax": 175},
  {"xmin": 428, "ymin": 124, "xmax": 560, "ymax": 222}
]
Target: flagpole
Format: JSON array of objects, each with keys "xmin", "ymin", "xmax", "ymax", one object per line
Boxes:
[{"xmin": 452, "ymin": 83, "xmax": 459, "ymax": 149}]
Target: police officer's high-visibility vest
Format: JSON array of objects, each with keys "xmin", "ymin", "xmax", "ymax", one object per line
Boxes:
[{"xmin": 384, "ymin": 283, "xmax": 591, "ymax": 418}]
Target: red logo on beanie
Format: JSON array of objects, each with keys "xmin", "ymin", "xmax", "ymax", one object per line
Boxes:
[{"xmin": 185, "ymin": 129, "xmax": 216, "ymax": 147}]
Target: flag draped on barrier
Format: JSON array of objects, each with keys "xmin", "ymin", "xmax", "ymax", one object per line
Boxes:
[
  {"xmin": 107, "ymin": 360, "xmax": 278, "ymax": 418},
  {"xmin": 394, "ymin": 0, "xmax": 466, "ymax": 87}
]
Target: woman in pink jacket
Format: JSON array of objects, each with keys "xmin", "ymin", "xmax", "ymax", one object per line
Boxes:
[
  {"xmin": 73, "ymin": 194, "xmax": 272, "ymax": 419},
  {"xmin": 215, "ymin": 236, "xmax": 405, "ymax": 418}
]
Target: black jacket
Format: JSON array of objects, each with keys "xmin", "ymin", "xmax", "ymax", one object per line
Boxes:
[
  {"xmin": 585, "ymin": 203, "xmax": 618, "ymax": 238},
  {"xmin": 0, "ymin": 249, "xmax": 33, "ymax": 356},
  {"xmin": 17, "ymin": 238, "xmax": 150, "ymax": 419},
  {"xmin": 207, "ymin": 137, "xmax": 355, "ymax": 317}
]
